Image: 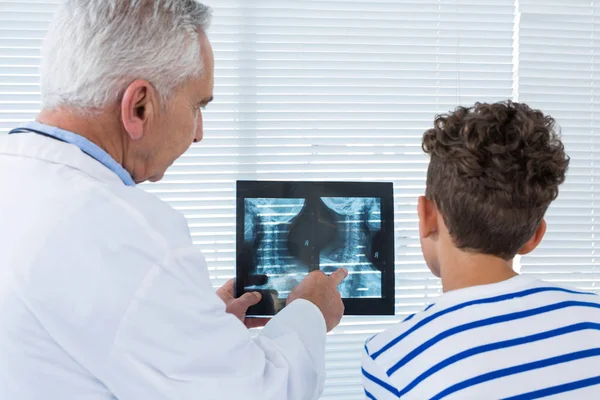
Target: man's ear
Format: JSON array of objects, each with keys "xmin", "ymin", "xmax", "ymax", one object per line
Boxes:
[
  {"xmin": 120, "ymin": 80, "xmax": 156, "ymax": 141},
  {"xmin": 418, "ymin": 196, "xmax": 438, "ymax": 239},
  {"xmin": 518, "ymin": 219, "xmax": 547, "ymax": 255}
]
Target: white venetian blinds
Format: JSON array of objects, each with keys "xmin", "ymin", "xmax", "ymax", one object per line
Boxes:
[
  {"xmin": 518, "ymin": 1, "xmax": 600, "ymax": 295},
  {"xmin": 169, "ymin": 0, "xmax": 515, "ymax": 309},
  {"xmin": 0, "ymin": 1, "xmax": 515, "ymax": 398}
]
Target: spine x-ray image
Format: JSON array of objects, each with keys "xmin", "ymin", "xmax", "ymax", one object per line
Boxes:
[
  {"xmin": 319, "ymin": 197, "xmax": 382, "ymax": 298},
  {"xmin": 242, "ymin": 196, "xmax": 383, "ymax": 307}
]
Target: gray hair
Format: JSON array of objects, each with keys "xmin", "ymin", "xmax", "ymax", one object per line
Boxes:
[{"xmin": 41, "ymin": 0, "xmax": 212, "ymax": 111}]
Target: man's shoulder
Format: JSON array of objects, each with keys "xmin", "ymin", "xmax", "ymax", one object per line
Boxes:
[
  {"xmin": 6, "ymin": 183, "xmax": 199, "ymax": 343},
  {"xmin": 59, "ymin": 182, "xmax": 192, "ymax": 249}
]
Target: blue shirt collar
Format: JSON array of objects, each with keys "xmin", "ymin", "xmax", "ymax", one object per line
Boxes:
[{"xmin": 15, "ymin": 121, "xmax": 136, "ymax": 187}]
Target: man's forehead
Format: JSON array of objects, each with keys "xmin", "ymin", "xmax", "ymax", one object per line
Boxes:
[
  {"xmin": 191, "ymin": 32, "xmax": 214, "ymax": 98},
  {"xmin": 199, "ymin": 32, "xmax": 213, "ymax": 59},
  {"xmin": 201, "ymin": 36, "xmax": 214, "ymax": 73}
]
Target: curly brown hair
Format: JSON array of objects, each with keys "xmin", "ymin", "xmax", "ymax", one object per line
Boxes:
[{"xmin": 422, "ymin": 101, "xmax": 570, "ymax": 260}]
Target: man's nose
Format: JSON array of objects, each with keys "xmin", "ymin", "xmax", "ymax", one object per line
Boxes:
[{"xmin": 193, "ymin": 112, "xmax": 204, "ymax": 143}]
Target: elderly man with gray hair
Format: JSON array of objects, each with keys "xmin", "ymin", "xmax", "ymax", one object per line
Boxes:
[{"xmin": 0, "ymin": 1, "xmax": 347, "ymax": 399}]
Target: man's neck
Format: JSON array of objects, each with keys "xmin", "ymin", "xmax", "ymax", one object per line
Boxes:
[
  {"xmin": 439, "ymin": 250, "xmax": 518, "ymax": 293},
  {"xmin": 36, "ymin": 108, "xmax": 125, "ymax": 165}
]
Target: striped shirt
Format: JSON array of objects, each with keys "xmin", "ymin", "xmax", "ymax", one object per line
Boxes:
[{"xmin": 362, "ymin": 275, "xmax": 600, "ymax": 399}]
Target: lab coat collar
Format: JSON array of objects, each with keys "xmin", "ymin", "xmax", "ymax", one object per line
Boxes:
[{"xmin": 0, "ymin": 129, "xmax": 129, "ymax": 187}]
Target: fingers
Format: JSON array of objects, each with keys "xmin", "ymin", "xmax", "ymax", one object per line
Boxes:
[
  {"xmin": 329, "ymin": 267, "xmax": 348, "ymax": 286},
  {"xmin": 216, "ymin": 278, "xmax": 236, "ymax": 303},
  {"xmin": 218, "ymin": 278, "xmax": 235, "ymax": 293},
  {"xmin": 226, "ymin": 291, "xmax": 262, "ymax": 321}
]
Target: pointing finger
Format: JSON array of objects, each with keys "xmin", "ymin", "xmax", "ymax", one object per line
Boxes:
[{"xmin": 329, "ymin": 267, "xmax": 348, "ymax": 286}]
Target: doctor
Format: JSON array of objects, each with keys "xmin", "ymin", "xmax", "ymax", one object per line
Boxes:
[{"xmin": 0, "ymin": 1, "xmax": 347, "ymax": 399}]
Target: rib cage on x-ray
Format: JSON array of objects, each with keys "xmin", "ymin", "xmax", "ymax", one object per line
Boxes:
[{"xmin": 243, "ymin": 197, "xmax": 382, "ymax": 298}]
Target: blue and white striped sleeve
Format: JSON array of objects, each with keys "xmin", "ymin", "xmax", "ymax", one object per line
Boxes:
[{"xmin": 361, "ymin": 342, "xmax": 399, "ymax": 399}]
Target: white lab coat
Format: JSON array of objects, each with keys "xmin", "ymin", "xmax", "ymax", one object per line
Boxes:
[{"xmin": 0, "ymin": 132, "xmax": 327, "ymax": 400}]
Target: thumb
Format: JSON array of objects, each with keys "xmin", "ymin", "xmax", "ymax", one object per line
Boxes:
[{"xmin": 235, "ymin": 291, "xmax": 262, "ymax": 309}]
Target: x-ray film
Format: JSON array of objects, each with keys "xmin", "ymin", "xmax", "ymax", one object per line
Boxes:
[{"xmin": 236, "ymin": 181, "xmax": 395, "ymax": 316}]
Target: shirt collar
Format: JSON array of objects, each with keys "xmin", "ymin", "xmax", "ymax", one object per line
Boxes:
[{"xmin": 17, "ymin": 121, "xmax": 136, "ymax": 186}]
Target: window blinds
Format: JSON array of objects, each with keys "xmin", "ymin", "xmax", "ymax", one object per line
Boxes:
[
  {"xmin": 518, "ymin": 1, "xmax": 600, "ymax": 295},
  {"xmin": 1, "ymin": 0, "xmax": 515, "ymax": 398}
]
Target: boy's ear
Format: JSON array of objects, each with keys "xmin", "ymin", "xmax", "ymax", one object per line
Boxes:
[
  {"xmin": 418, "ymin": 196, "xmax": 438, "ymax": 239},
  {"xmin": 518, "ymin": 219, "xmax": 547, "ymax": 255}
]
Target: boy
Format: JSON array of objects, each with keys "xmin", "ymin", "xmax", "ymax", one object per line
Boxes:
[{"xmin": 362, "ymin": 101, "xmax": 600, "ymax": 399}]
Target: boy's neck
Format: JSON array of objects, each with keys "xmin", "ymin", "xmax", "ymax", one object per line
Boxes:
[{"xmin": 439, "ymin": 250, "xmax": 518, "ymax": 293}]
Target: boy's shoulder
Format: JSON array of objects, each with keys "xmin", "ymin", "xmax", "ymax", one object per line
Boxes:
[
  {"xmin": 365, "ymin": 275, "xmax": 598, "ymax": 364},
  {"xmin": 362, "ymin": 275, "xmax": 600, "ymax": 399}
]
